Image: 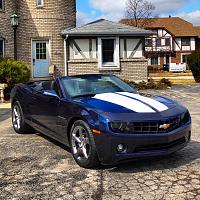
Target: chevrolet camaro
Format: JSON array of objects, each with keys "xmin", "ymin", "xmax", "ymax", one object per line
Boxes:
[{"xmin": 11, "ymin": 74, "xmax": 191, "ymax": 168}]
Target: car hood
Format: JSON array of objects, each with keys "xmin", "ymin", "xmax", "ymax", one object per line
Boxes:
[{"xmin": 74, "ymin": 92, "xmax": 185, "ymax": 120}]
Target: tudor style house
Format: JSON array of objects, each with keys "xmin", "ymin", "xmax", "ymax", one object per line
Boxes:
[
  {"xmin": 0, "ymin": 0, "xmax": 76, "ymax": 78},
  {"xmin": 120, "ymin": 17, "xmax": 200, "ymax": 70},
  {"xmin": 62, "ymin": 19, "xmax": 152, "ymax": 81}
]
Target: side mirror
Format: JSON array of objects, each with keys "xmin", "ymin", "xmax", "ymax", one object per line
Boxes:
[{"xmin": 43, "ymin": 90, "xmax": 59, "ymax": 98}]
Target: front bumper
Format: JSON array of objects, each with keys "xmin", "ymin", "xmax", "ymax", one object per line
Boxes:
[{"xmin": 94, "ymin": 122, "xmax": 191, "ymax": 165}]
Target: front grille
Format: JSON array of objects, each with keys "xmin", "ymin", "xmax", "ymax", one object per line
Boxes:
[
  {"xmin": 134, "ymin": 137, "xmax": 186, "ymax": 152},
  {"xmin": 125, "ymin": 111, "xmax": 190, "ymax": 134}
]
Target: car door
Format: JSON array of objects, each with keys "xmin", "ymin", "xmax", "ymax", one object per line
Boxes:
[
  {"xmin": 28, "ymin": 81, "xmax": 59, "ymax": 135},
  {"xmin": 37, "ymin": 81, "xmax": 71, "ymax": 142}
]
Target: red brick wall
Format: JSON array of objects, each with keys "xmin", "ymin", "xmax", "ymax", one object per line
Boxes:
[{"xmin": 171, "ymin": 52, "xmax": 182, "ymax": 63}]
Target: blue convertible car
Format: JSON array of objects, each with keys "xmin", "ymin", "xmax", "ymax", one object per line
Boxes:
[{"xmin": 11, "ymin": 74, "xmax": 191, "ymax": 168}]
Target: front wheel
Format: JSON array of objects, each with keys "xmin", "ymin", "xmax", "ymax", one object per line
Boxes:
[
  {"xmin": 70, "ymin": 120, "xmax": 99, "ymax": 168},
  {"xmin": 12, "ymin": 101, "xmax": 34, "ymax": 134}
]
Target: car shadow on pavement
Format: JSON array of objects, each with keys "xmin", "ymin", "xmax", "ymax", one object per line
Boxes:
[
  {"xmin": 0, "ymin": 108, "xmax": 11, "ymax": 122},
  {"xmin": 105, "ymin": 140, "xmax": 200, "ymax": 173},
  {"xmin": 36, "ymin": 132, "xmax": 71, "ymax": 152},
  {"xmin": 36, "ymin": 132, "xmax": 200, "ymax": 172}
]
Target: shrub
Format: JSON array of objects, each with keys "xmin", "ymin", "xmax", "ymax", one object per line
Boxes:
[
  {"xmin": 0, "ymin": 58, "xmax": 30, "ymax": 100},
  {"xmin": 0, "ymin": 58, "xmax": 30, "ymax": 87},
  {"xmin": 125, "ymin": 78, "xmax": 172, "ymax": 90},
  {"xmin": 159, "ymin": 78, "xmax": 172, "ymax": 87},
  {"xmin": 188, "ymin": 49, "xmax": 200, "ymax": 82}
]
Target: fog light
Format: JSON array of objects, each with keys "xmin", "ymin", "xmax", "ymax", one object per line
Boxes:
[{"xmin": 117, "ymin": 144, "xmax": 127, "ymax": 153}]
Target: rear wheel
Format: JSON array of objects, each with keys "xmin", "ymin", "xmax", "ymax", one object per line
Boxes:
[
  {"xmin": 70, "ymin": 120, "xmax": 99, "ymax": 168},
  {"xmin": 12, "ymin": 101, "xmax": 34, "ymax": 134}
]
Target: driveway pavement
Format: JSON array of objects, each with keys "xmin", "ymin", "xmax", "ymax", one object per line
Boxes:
[{"xmin": 0, "ymin": 85, "xmax": 200, "ymax": 200}]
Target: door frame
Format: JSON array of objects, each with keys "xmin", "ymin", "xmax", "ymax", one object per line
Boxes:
[
  {"xmin": 164, "ymin": 54, "xmax": 171, "ymax": 65},
  {"xmin": 31, "ymin": 38, "xmax": 51, "ymax": 79}
]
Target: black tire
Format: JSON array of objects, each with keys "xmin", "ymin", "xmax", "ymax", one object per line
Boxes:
[
  {"xmin": 70, "ymin": 120, "xmax": 100, "ymax": 168},
  {"xmin": 12, "ymin": 101, "xmax": 34, "ymax": 134}
]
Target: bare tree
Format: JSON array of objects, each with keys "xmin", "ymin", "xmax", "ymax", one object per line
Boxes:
[{"xmin": 125, "ymin": 0, "xmax": 155, "ymax": 27}]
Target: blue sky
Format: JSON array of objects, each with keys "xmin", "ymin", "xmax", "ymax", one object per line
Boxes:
[{"xmin": 77, "ymin": 0, "xmax": 200, "ymax": 26}]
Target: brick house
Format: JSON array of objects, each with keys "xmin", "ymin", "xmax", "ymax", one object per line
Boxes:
[
  {"xmin": 0, "ymin": 0, "xmax": 76, "ymax": 78},
  {"xmin": 62, "ymin": 19, "xmax": 152, "ymax": 82},
  {"xmin": 120, "ymin": 17, "xmax": 200, "ymax": 70}
]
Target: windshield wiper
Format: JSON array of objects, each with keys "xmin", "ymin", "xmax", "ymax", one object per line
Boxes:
[{"xmin": 72, "ymin": 94, "xmax": 96, "ymax": 98}]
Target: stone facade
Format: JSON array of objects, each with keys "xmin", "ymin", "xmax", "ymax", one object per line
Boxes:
[
  {"xmin": 68, "ymin": 59, "xmax": 148, "ymax": 82},
  {"xmin": 0, "ymin": 0, "xmax": 16, "ymax": 58},
  {"xmin": 0, "ymin": 0, "xmax": 76, "ymax": 77}
]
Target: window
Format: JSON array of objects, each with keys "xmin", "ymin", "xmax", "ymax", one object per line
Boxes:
[
  {"xmin": 61, "ymin": 75, "xmax": 135, "ymax": 98},
  {"xmin": 165, "ymin": 38, "xmax": 170, "ymax": 46},
  {"xmin": 36, "ymin": 0, "xmax": 44, "ymax": 7},
  {"xmin": 182, "ymin": 38, "xmax": 190, "ymax": 46},
  {"xmin": 102, "ymin": 39, "xmax": 114, "ymax": 63},
  {"xmin": 98, "ymin": 37, "xmax": 120, "ymax": 68},
  {"xmin": 156, "ymin": 38, "xmax": 161, "ymax": 47},
  {"xmin": 151, "ymin": 56, "xmax": 159, "ymax": 65},
  {"xmin": 145, "ymin": 39, "xmax": 152, "ymax": 47},
  {"xmin": 0, "ymin": 0, "xmax": 4, "ymax": 10},
  {"xmin": 36, "ymin": 42, "xmax": 47, "ymax": 59},
  {"xmin": 182, "ymin": 54, "xmax": 190, "ymax": 63},
  {"xmin": 0, "ymin": 39, "xmax": 4, "ymax": 58}
]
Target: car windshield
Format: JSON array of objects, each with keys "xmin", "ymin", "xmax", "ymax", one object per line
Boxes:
[{"xmin": 61, "ymin": 75, "xmax": 136, "ymax": 98}]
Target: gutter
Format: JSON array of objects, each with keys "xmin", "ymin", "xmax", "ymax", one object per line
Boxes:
[{"xmin": 64, "ymin": 34, "xmax": 68, "ymax": 76}]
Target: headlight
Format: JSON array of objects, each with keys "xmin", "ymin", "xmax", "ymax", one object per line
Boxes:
[
  {"xmin": 110, "ymin": 122, "xmax": 127, "ymax": 132},
  {"xmin": 182, "ymin": 111, "xmax": 190, "ymax": 124}
]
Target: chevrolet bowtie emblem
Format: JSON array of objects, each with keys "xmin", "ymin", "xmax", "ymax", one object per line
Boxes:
[{"xmin": 159, "ymin": 123, "xmax": 170, "ymax": 130}]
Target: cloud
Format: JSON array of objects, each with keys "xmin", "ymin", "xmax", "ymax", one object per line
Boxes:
[
  {"xmin": 89, "ymin": 0, "xmax": 126, "ymax": 21},
  {"xmin": 77, "ymin": 0, "xmax": 200, "ymax": 26},
  {"xmin": 178, "ymin": 10, "xmax": 200, "ymax": 25},
  {"xmin": 76, "ymin": 11, "xmax": 93, "ymax": 27},
  {"xmin": 88, "ymin": 0, "xmax": 194, "ymax": 21},
  {"xmin": 152, "ymin": 0, "xmax": 191, "ymax": 15}
]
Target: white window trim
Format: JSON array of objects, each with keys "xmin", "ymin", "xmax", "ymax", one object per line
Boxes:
[
  {"xmin": 181, "ymin": 53, "xmax": 191, "ymax": 63},
  {"xmin": 98, "ymin": 37, "xmax": 120, "ymax": 69},
  {"xmin": 0, "ymin": 38, "xmax": 4, "ymax": 57},
  {"xmin": 164, "ymin": 54, "xmax": 171, "ymax": 65},
  {"xmin": 150, "ymin": 55, "xmax": 160, "ymax": 65},
  {"xmin": 36, "ymin": 0, "xmax": 44, "ymax": 7}
]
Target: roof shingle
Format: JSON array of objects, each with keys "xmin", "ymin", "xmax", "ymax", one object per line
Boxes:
[
  {"xmin": 120, "ymin": 17, "xmax": 198, "ymax": 37},
  {"xmin": 62, "ymin": 19, "xmax": 152, "ymax": 36}
]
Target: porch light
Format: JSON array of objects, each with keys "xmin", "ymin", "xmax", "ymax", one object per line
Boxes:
[
  {"xmin": 10, "ymin": 13, "xmax": 19, "ymax": 60},
  {"xmin": 10, "ymin": 13, "xmax": 19, "ymax": 28}
]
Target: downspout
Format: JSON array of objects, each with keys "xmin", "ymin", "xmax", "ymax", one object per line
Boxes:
[{"xmin": 64, "ymin": 34, "xmax": 69, "ymax": 76}]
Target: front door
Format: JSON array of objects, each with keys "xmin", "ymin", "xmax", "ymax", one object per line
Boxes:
[
  {"xmin": 164, "ymin": 54, "xmax": 170, "ymax": 65},
  {"xmin": 32, "ymin": 40, "xmax": 50, "ymax": 78}
]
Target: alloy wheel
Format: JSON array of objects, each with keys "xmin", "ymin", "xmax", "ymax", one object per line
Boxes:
[
  {"xmin": 13, "ymin": 105, "xmax": 21, "ymax": 130},
  {"xmin": 71, "ymin": 125, "xmax": 90, "ymax": 162}
]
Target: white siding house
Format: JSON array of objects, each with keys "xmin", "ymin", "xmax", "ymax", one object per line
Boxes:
[{"xmin": 62, "ymin": 19, "xmax": 152, "ymax": 82}]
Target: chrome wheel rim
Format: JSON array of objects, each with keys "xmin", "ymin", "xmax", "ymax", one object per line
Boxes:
[
  {"xmin": 71, "ymin": 126, "xmax": 90, "ymax": 161},
  {"xmin": 12, "ymin": 105, "xmax": 21, "ymax": 130}
]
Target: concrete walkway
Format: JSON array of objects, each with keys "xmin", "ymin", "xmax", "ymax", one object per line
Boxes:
[
  {"xmin": 0, "ymin": 103, "xmax": 11, "ymax": 109},
  {"xmin": 0, "ymin": 103, "xmax": 11, "ymax": 122},
  {"xmin": 151, "ymin": 76, "xmax": 194, "ymax": 80}
]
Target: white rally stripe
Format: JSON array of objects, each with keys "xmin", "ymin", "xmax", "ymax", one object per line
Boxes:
[
  {"xmin": 118, "ymin": 92, "xmax": 168, "ymax": 112},
  {"xmin": 93, "ymin": 93, "xmax": 156, "ymax": 113}
]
